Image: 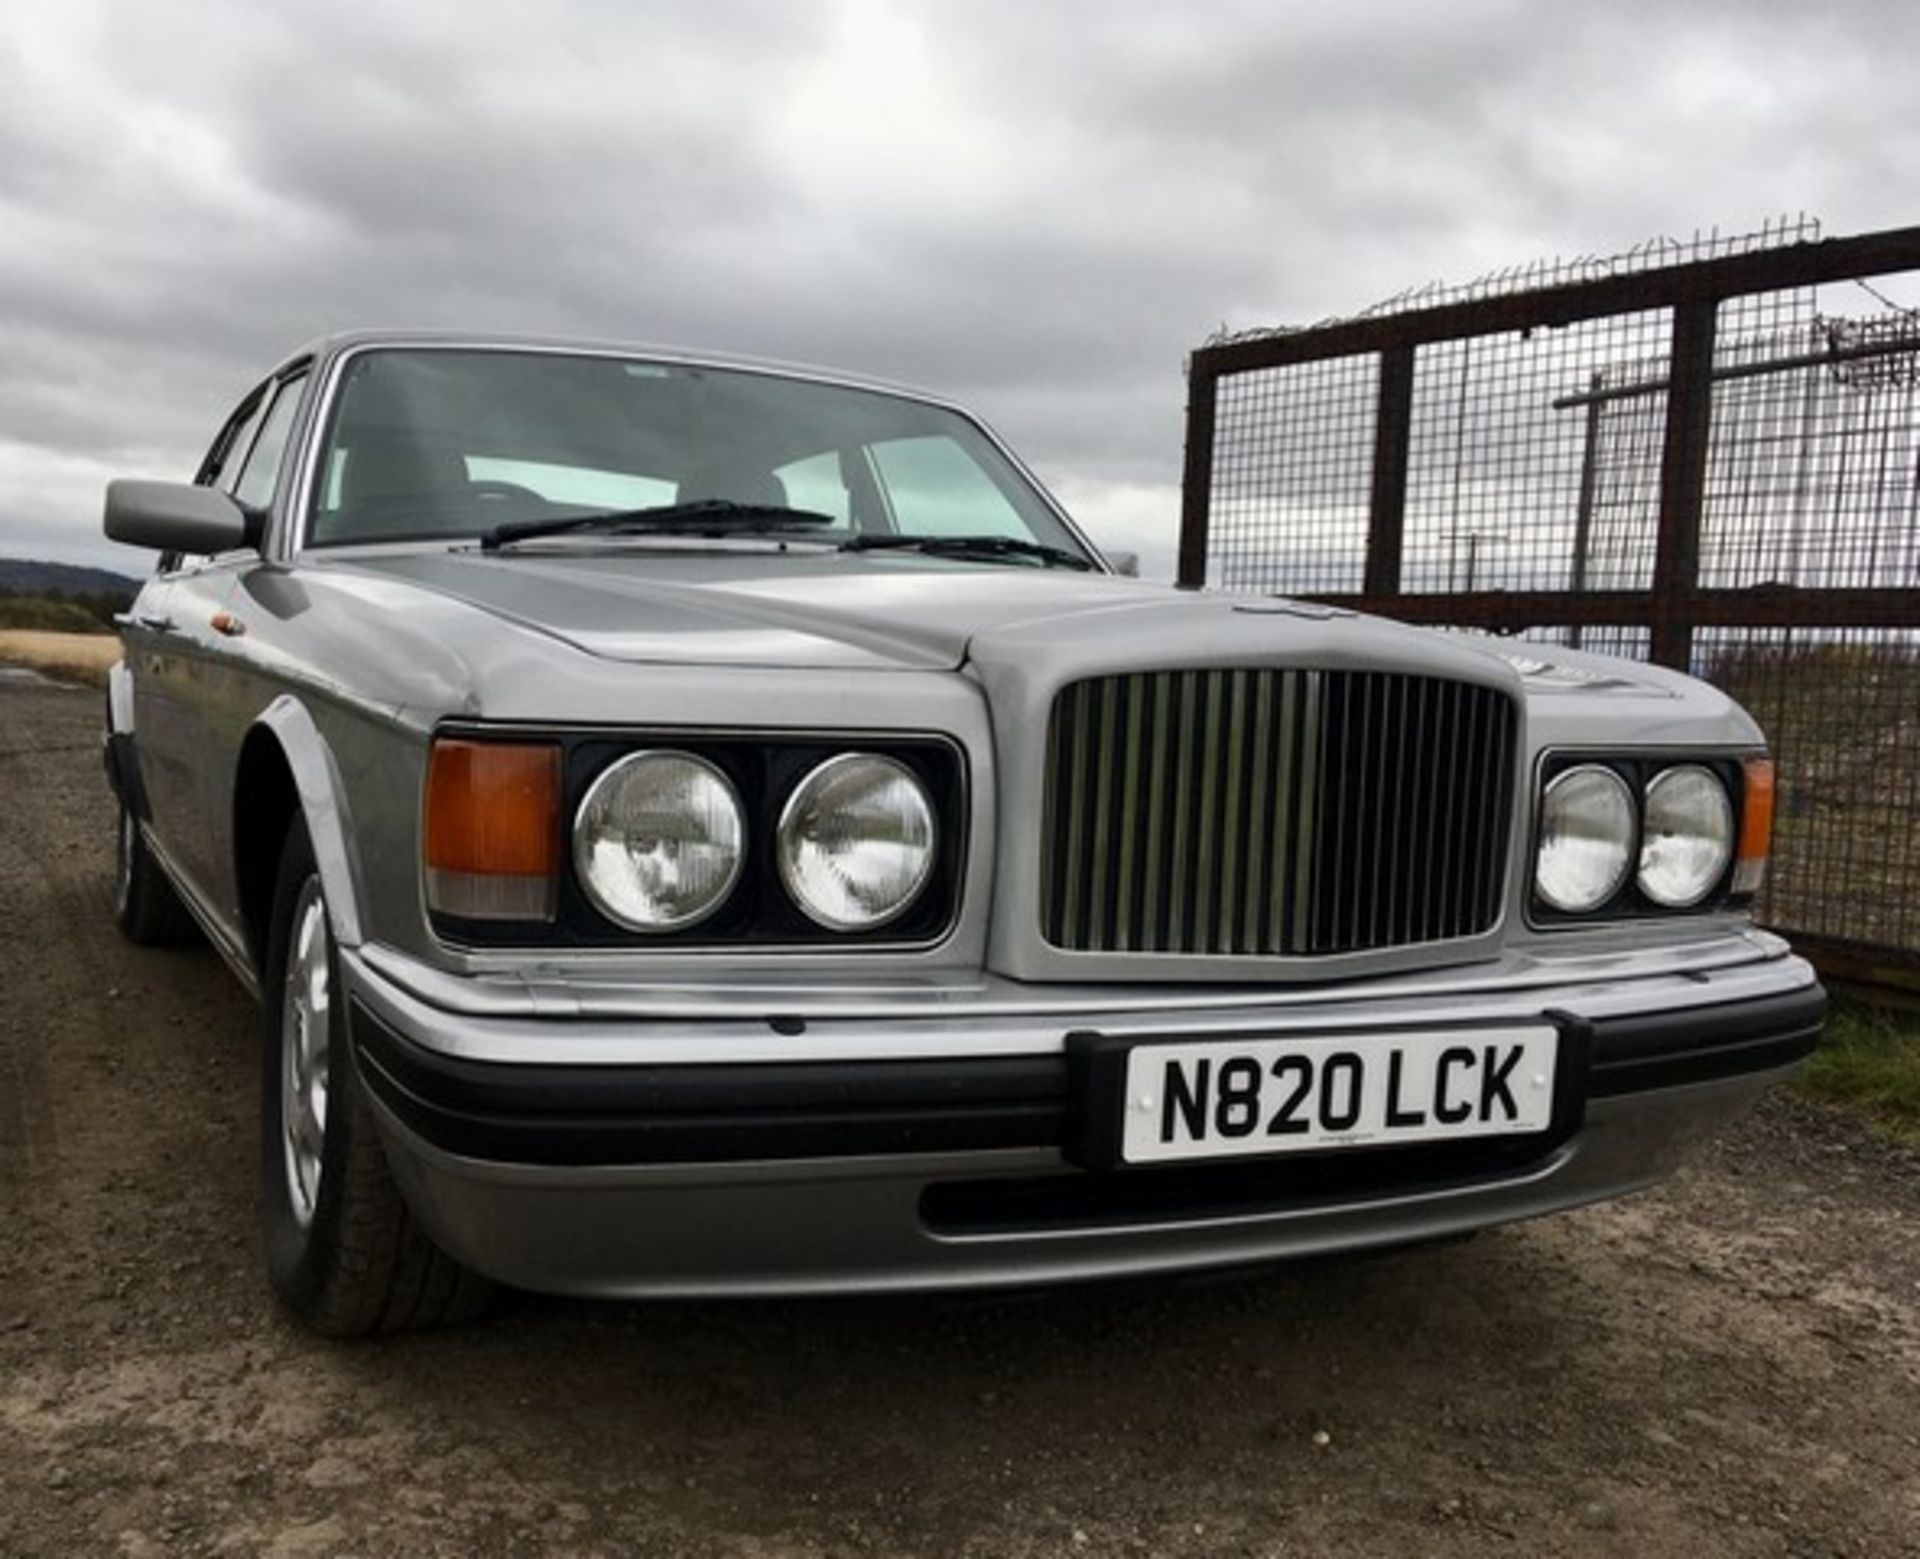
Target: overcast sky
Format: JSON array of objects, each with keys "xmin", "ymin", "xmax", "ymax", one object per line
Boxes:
[{"xmin": 3, "ymin": 0, "xmax": 1916, "ymax": 581}]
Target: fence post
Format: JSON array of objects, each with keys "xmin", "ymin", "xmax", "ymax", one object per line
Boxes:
[
  {"xmin": 1177, "ymin": 359, "xmax": 1219, "ymax": 590},
  {"xmin": 1568, "ymin": 371, "xmax": 1605, "ymax": 649},
  {"xmin": 1650, "ymin": 300, "xmax": 1718, "ymax": 668},
  {"xmin": 1365, "ymin": 345, "xmax": 1416, "ymax": 598}
]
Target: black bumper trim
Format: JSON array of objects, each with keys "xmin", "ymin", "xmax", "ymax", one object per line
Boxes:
[
  {"xmin": 1586, "ymin": 983, "xmax": 1826, "ymax": 1096},
  {"xmin": 351, "ymin": 978, "xmax": 1824, "ymax": 1168},
  {"xmin": 351, "ymin": 999, "xmax": 1067, "ymax": 1166}
]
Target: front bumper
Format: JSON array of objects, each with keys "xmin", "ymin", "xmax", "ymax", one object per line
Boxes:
[{"xmin": 343, "ymin": 936, "xmax": 1824, "ymax": 1297}]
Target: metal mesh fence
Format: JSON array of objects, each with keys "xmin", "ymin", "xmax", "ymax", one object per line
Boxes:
[
  {"xmin": 1209, "ymin": 355, "xmax": 1378, "ymax": 594},
  {"xmin": 1183, "ymin": 220, "xmax": 1920, "ymax": 983},
  {"xmin": 1396, "ymin": 314, "xmax": 1674, "ymax": 596}
]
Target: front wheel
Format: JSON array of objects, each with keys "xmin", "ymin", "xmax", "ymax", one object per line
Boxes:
[{"xmin": 259, "ymin": 819, "xmax": 490, "ymax": 1335}]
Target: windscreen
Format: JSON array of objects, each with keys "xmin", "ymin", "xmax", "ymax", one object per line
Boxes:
[{"xmin": 306, "ymin": 347, "xmax": 1083, "ymax": 555}]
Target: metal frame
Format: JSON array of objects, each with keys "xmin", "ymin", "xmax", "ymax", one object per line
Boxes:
[{"xmin": 1179, "ymin": 224, "xmax": 1920, "ymax": 668}]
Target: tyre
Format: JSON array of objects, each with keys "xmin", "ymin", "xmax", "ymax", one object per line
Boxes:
[
  {"xmin": 113, "ymin": 800, "xmax": 201, "ymax": 947},
  {"xmin": 259, "ymin": 817, "xmax": 490, "ymax": 1335}
]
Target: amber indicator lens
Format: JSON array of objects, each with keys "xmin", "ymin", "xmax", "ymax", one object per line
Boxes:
[
  {"xmin": 424, "ymin": 739, "xmax": 561, "ymax": 921},
  {"xmin": 1733, "ymin": 757, "xmax": 1775, "ymax": 896}
]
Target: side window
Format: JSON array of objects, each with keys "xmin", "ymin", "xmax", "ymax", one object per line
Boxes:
[
  {"xmin": 156, "ymin": 549, "xmax": 210, "ymax": 578},
  {"xmin": 773, "ymin": 451, "xmax": 851, "ymax": 524},
  {"xmin": 231, "ymin": 376, "xmax": 306, "ymax": 510},
  {"xmin": 464, "ymin": 455, "xmax": 674, "ymax": 511},
  {"xmin": 868, "ymin": 436, "xmax": 1027, "ymax": 539},
  {"xmin": 204, "ymin": 396, "xmax": 268, "ymax": 492}
]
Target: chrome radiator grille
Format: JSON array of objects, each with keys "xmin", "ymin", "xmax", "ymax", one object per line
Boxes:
[{"xmin": 1040, "ymin": 669, "xmax": 1517, "ymax": 956}]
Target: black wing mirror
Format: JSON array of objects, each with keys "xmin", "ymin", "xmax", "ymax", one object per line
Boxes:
[{"xmin": 105, "ymin": 481, "xmax": 253, "ymax": 555}]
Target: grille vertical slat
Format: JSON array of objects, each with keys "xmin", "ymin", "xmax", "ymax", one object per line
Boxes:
[
  {"xmin": 1479, "ymin": 690, "xmax": 1516, "ymax": 929},
  {"xmin": 1438, "ymin": 680, "xmax": 1465, "ymax": 938},
  {"xmin": 1350, "ymin": 672, "xmax": 1375, "ymax": 952},
  {"xmin": 1042, "ymin": 668, "xmax": 1516, "ymax": 958},
  {"xmin": 1382, "ymin": 671, "xmax": 1413, "ymax": 944},
  {"xmin": 1113, "ymin": 675, "xmax": 1143, "ymax": 951},
  {"xmin": 1193, "ymin": 674, "xmax": 1224, "ymax": 952},
  {"xmin": 1421, "ymin": 680, "xmax": 1448, "ymax": 944},
  {"xmin": 1217, "ymin": 672, "xmax": 1247, "ymax": 953},
  {"xmin": 1167, "ymin": 673, "xmax": 1195, "ymax": 951},
  {"xmin": 1241, "ymin": 672, "xmax": 1276, "ymax": 954},
  {"xmin": 1060, "ymin": 682, "xmax": 1090, "ymax": 947},
  {"xmin": 1268, "ymin": 670, "xmax": 1299, "ymax": 954},
  {"xmin": 1087, "ymin": 677, "xmax": 1119, "ymax": 947},
  {"xmin": 1292, "ymin": 672, "xmax": 1321, "ymax": 953}
]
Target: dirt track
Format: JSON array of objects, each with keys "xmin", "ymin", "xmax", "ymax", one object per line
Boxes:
[{"xmin": 2, "ymin": 675, "xmax": 1917, "ymax": 1558}]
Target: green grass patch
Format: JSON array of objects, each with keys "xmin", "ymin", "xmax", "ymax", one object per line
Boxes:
[
  {"xmin": 0, "ymin": 594, "xmax": 117, "ymax": 633},
  {"xmin": 1797, "ymin": 999, "xmax": 1920, "ymax": 1147}
]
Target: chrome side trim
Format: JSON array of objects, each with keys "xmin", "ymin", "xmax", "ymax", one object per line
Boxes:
[{"xmin": 343, "ymin": 933, "xmax": 1817, "ymax": 1064}]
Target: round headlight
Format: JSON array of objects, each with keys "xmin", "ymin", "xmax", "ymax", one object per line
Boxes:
[
  {"xmin": 1536, "ymin": 764, "xmax": 1635, "ymax": 913},
  {"xmin": 1638, "ymin": 765, "xmax": 1734, "ymax": 908},
  {"xmin": 777, "ymin": 754, "xmax": 937, "ymax": 931},
  {"xmin": 574, "ymin": 751, "xmax": 744, "ymax": 931}
]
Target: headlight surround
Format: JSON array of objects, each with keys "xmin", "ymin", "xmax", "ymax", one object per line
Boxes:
[
  {"xmin": 777, "ymin": 753, "xmax": 937, "ymax": 930},
  {"xmin": 1535, "ymin": 763, "xmax": 1636, "ymax": 913},
  {"xmin": 1638, "ymin": 764, "xmax": 1735, "ymax": 908},
  {"xmin": 572, "ymin": 750, "xmax": 745, "ymax": 931}
]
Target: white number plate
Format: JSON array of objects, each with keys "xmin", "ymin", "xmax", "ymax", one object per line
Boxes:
[{"xmin": 1118, "ymin": 1027, "xmax": 1560, "ymax": 1165}]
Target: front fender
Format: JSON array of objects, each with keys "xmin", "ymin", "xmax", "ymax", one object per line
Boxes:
[{"xmin": 254, "ymin": 695, "xmax": 367, "ymax": 948}]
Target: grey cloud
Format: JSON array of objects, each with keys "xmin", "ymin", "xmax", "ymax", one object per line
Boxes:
[{"xmin": 2, "ymin": 0, "xmax": 1917, "ymax": 575}]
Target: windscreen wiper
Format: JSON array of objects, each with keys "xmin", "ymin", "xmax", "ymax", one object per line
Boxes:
[
  {"xmin": 480, "ymin": 499, "xmax": 837, "ymax": 551},
  {"xmin": 838, "ymin": 533, "xmax": 1098, "ymax": 570}
]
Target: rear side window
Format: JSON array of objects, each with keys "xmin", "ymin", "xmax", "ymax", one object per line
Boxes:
[
  {"xmin": 206, "ymin": 396, "xmax": 267, "ymax": 492},
  {"xmin": 774, "ymin": 451, "xmax": 852, "ymax": 524},
  {"xmin": 869, "ymin": 436, "xmax": 1030, "ymax": 539},
  {"xmin": 232, "ymin": 377, "xmax": 306, "ymax": 509}
]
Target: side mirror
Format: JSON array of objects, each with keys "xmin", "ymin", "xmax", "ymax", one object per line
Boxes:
[
  {"xmin": 105, "ymin": 480, "xmax": 252, "ymax": 555},
  {"xmin": 1105, "ymin": 549, "xmax": 1141, "ymax": 578}
]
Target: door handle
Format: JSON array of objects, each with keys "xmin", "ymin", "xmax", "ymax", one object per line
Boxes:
[{"xmin": 133, "ymin": 612, "xmax": 176, "ymax": 633}]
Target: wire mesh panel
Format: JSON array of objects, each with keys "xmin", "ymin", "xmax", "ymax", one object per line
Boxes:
[
  {"xmin": 1209, "ymin": 356, "xmax": 1378, "ymax": 594},
  {"xmin": 1399, "ymin": 312, "xmax": 1673, "ymax": 596},
  {"xmin": 1700, "ymin": 313, "xmax": 1920, "ymax": 593},
  {"xmin": 1705, "ymin": 628, "xmax": 1920, "ymax": 954},
  {"xmin": 1692, "ymin": 309, "xmax": 1920, "ymax": 956},
  {"xmin": 1182, "ymin": 219, "xmax": 1920, "ymax": 985}
]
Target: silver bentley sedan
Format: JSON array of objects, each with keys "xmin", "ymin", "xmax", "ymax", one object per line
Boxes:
[{"xmin": 102, "ymin": 332, "xmax": 1824, "ymax": 1335}]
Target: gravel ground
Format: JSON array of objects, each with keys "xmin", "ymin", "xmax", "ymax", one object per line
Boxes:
[{"xmin": 2, "ymin": 676, "xmax": 1917, "ymax": 1558}]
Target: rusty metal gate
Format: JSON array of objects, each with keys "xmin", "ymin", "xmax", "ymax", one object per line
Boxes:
[{"xmin": 1177, "ymin": 220, "xmax": 1920, "ymax": 989}]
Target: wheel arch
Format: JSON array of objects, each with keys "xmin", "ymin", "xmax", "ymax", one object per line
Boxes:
[
  {"xmin": 235, "ymin": 696, "xmax": 367, "ymax": 974},
  {"xmin": 102, "ymin": 658, "xmax": 150, "ymax": 819}
]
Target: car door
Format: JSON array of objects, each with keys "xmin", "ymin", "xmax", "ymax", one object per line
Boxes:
[
  {"xmin": 172, "ymin": 371, "xmax": 310, "ymax": 905},
  {"xmin": 127, "ymin": 390, "xmax": 270, "ymax": 897},
  {"xmin": 192, "ymin": 372, "xmax": 311, "ymax": 917},
  {"xmin": 131, "ymin": 373, "xmax": 306, "ymax": 907}
]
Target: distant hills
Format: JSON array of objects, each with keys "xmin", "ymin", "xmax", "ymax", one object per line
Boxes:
[{"xmin": 0, "ymin": 558, "xmax": 142, "ymax": 596}]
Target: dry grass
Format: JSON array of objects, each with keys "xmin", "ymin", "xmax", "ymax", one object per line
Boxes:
[
  {"xmin": 1797, "ymin": 999, "xmax": 1920, "ymax": 1148},
  {"xmin": 0, "ymin": 629, "xmax": 120, "ymax": 686}
]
